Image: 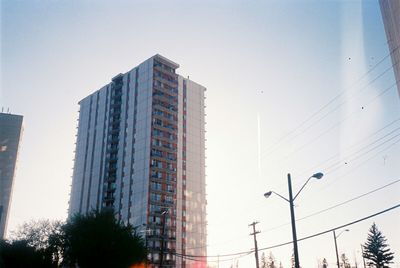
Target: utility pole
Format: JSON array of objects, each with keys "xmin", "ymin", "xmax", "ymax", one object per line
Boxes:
[
  {"xmin": 333, "ymin": 230, "xmax": 340, "ymax": 268},
  {"xmin": 249, "ymin": 221, "xmax": 260, "ymax": 268}
]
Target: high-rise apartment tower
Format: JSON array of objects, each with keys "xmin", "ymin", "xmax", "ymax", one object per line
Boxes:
[
  {"xmin": 69, "ymin": 55, "xmax": 206, "ymax": 267},
  {"xmin": 0, "ymin": 112, "xmax": 23, "ymax": 239}
]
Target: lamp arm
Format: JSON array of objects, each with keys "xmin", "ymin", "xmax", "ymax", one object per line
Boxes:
[
  {"xmin": 293, "ymin": 176, "xmax": 312, "ymax": 201},
  {"xmin": 336, "ymin": 230, "xmax": 347, "ymax": 238},
  {"xmin": 272, "ymin": 191, "xmax": 290, "ymax": 202}
]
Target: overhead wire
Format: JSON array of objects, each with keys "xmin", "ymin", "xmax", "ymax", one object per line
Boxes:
[
  {"xmin": 182, "ymin": 126, "xmax": 400, "ymax": 251},
  {"xmin": 176, "ymin": 144, "xmax": 400, "ymax": 261},
  {"xmin": 296, "ymin": 116, "xmax": 400, "ymax": 178},
  {"xmin": 260, "ymin": 45, "xmax": 399, "ymax": 159},
  {"xmin": 272, "ymin": 115, "xmax": 400, "ymax": 194},
  {"xmin": 262, "ymin": 75, "xmax": 399, "ymax": 193},
  {"xmin": 275, "ymin": 81, "xmax": 398, "ymax": 164},
  {"xmin": 314, "ymin": 136, "xmax": 400, "ymax": 193},
  {"xmin": 176, "ymin": 203, "xmax": 400, "ymax": 260},
  {"xmin": 260, "ymin": 178, "xmax": 400, "ymax": 234},
  {"xmin": 178, "ymin": 49, "xmax": 400, "ymax": 256},
  {"xmin": 261, "ymin": 60, "xmax": 398, "ymax": 161},
  {"xmin": 324, "ymin": 128, "xmax": 400, "ymax": 174},
  {"xmin": 259, "ymin": 203, "xmax": 400, "ymax": 251}
]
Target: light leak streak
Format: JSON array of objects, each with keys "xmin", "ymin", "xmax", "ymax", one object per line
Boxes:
[{"xmin": 257, "ymin": 113, "xmax": 262, "ymax": 181}]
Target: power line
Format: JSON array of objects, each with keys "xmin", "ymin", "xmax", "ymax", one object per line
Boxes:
[
  {"xmin": 314, "ymin": 136, "xmax": 400, "ymax": 193},
  {"xmin": 200, "ymin": 90, "xmax": 400, "ymax": 253},
  {"xmin": 260, "ymin": 47, "xmax": 399, "ymax": 159},
  {"xmin": 296, "ymin": 179, "xmax": 399, "ymax": 221},
  {"xmin": 186, "ymin": 138, "xmax": 400, "ymax": 251},
  {"xmin": 181, "ymin": 123, "xmax": 400, "ymax": 253},
  {"xmin": 323, "ymin": 132, "xmax": 400, "ymax": 177},
  {"xmin": 289, "ymin": 124, "xmax": 400, "ymax": 194},
  {"xmin": 324, "ymin": 127, "xmax": 400, "ymax": 174},
  {"xmin": 260, "ymin": 79, "xmax": 399, "ymax": 193},
  {"xmin": 261, "ymin": 178, "xmax": 400, "ymax": 234},
  {"xmin": 175, "ymin": 203, "xmax": 400, "ymax": 259},
  {"xmin": 296, "ymin": 116, "xmax": 400, "ymax": 179},
  {"xmin": 174, "ymin": 251, "xmax": 252, "ymax": 263},
  {"xmin": 259, "ymin": 203, "xmax": 400, "ymax": 251},
  {"xmin": 275, "ymin": 81, "xmax": 398, "ymax": 164},
  {"xmin": 273, "ymin": 118, "xmax": 400, "ymax": 194}
]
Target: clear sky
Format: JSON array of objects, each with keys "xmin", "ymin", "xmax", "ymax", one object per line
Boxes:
[{"xmin": 1, "ymin": 0, "xmax": 399, "ymax": 267}]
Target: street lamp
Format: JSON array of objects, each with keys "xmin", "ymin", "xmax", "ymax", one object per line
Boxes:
[
  {"xmin": 264, "ymin": 172, "xmax": 323, "ymax": 268},
  {"xmin": 333, "ymin": 229, "xmax": 349, "ymax": 268},
  {"xmin": 160, "ymin": 210, "xmax": 169, "ymax": 267}
]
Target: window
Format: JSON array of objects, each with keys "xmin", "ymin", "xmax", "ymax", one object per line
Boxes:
[
  {"xmin": 151, "ymin": 182, "xmax": 162, "ymax": 191},
  {"xmin": 167, "ymin": 184, "xmax": 174, "ymax": 192},
  {"xmin": 150, "ymin": 193, "xmax": 161, "ymax": 202},
  {"xmin": 165, "ymin": 195, "xmax": 173, "ymax": 204}
]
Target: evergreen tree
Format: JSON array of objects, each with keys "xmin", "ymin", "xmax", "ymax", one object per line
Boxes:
[
  {"xmin": 362, "ymin": 223, "xmax": 394, "ymax": 267},
  {"xmin": 261, "ymin": 252, "xmax": 267, "ymax": 268},
  {"xmin": 267, "ymin": 251, "xmax": 276, "ymax": 268},
  {"xmin": 340, "ymin": 253, "xmax": 350, "ymax": 268},
  {"xmin": 322, "ymin": 258, "xmax": 328, "ymax": 268},
  {"xmin": 291, "ymin": 253, "xmax": 295, "ymax": 268}
]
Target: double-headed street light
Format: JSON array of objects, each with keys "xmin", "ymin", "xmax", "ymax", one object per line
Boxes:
[
  {"xmin": 333, "ymin": 229, "xmax": 349, "ymax": 268},
  {"xmin": 264, "ymin": 172, "xmax": 324, "ymax": 268}
]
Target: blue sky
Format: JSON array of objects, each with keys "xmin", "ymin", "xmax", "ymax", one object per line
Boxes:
[{"xmin": 1, "ymin": 1, "xmax": 399, "ymax": 267}]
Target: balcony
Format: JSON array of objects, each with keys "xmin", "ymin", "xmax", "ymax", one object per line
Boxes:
[
  {"xmin": 153, "ymin": 93, "xmax": 178, "ymax": 107},
  {"xmin": 153, "ymin": 103, "xmax": 178, "ymax": 115},
  {"xmin": 110, "ymin": 101, "xmax": 122, "ymax": 108},
  {"xmin": 154, "ymin": 64, "xmax": 176, "ymax": 76},
  {"xmin": 109, "ymin": 128, "xmax": 119, "ymax": 135},
  {"xmin": 104, "ymin": 174, "xmax": 116, "ymax": 181},
  {"xmin": 107, "ymin": 147, "xmax": 118, "ymax": 154},
  {"xmin": 153, "ymin": 92, "xmax": 178, "ymax": 105},
  {"xmin": 103, "ymin": 195, "xmax": 115, "ymax": 201},
  {"xmin": 110, "ymin": 137, "xmax": 119, "ymax": 143},
  {"xmin": 153, "ymin": 75, "xmax": 178, "ymax": 89},
  {"xmin": 108, "ymin": 156, "xmax": 118, "ymax": 163},
  {"xmin": 152, "ymin": 123, "xmax": 177, "ymax": 134},
  {"xmin": 153, "ymin": 83, "xmax": 178, "ymax": 97}
]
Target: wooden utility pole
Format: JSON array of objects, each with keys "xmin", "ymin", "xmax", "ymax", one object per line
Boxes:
[{"xmin": 249, "ymin": 221, "xmax": 261, "ymax": 268}]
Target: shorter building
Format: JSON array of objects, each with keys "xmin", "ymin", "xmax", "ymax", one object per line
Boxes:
[{"xmin": 0, "ymin": 112, "xmax": 23, "ymax": 239}]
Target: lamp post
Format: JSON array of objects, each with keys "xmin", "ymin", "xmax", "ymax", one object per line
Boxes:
[
  {"xmin": 160, "ymin": 210, "xmax": 169, "ymax": 267},
  {"xmin": 333, "ymin": 229, "xmax": 349, "ymax": 268},
  {"xmin": 264, "ymin": 172, "xmax": 323, "ymax": 268}
]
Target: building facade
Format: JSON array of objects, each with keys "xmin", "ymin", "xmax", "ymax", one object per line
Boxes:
[
  {"xmin": 0, "ymin": 112, "xmax": 23, "ymax": 239},
  {"xmin": 69, "ymin": 55, "xmax": 206, "ymax": 267},
  {"xmin": 379, "ymin": 0, "xmax": 400, "ymax": 97}
]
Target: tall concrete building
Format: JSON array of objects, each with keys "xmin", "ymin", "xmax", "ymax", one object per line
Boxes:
[
  {"xmin": 0, "ymin": 112, "xmax": 23, "ymax": 239},
  {"xmin": 379, "ymin": 0, "xmax": 400, "ymax": 97},
  {"xmin": 69, "ymin": 55, "xmax": 206, "ymax": 267}
]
